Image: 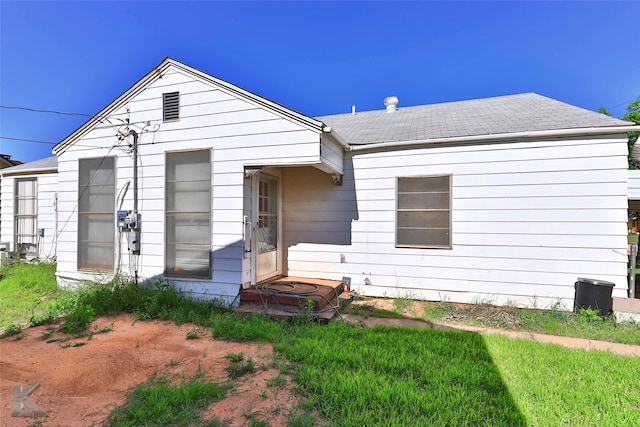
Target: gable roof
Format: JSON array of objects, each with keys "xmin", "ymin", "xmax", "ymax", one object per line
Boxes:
[
  {"xmin": 317, "ymin": 93, "xmax": 634, "ymax": 146},
  {"xmin": 54, "ymin": 58, "xmax": 326, "ymax": 155},
  {"xmin": 0, "ymin": 156, "xmax": 57, "ymax": 176}
]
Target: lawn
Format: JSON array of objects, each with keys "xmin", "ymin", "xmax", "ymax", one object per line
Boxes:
[{"xmin": 2, "ymin": 263, "xmax": 640, "ymax": 426}]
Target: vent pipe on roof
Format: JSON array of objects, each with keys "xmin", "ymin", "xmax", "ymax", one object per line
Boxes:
[
  {"xmin": 352, "ymin": 105, "xmax": 356, "ymax": 115},
  {"xmin": 384, "ymin": 96, "xmax": 398, "ymax": 113}
]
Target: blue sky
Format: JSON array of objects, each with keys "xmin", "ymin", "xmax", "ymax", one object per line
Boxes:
[{"xmin": 1, "ymin": 1, "xmax": 639, "ymax": 163}]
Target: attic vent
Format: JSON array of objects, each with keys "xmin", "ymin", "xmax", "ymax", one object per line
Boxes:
[
  {"xmin": 384, "ymin": 96, "xmax": 399, "ymax": 113},
  {"xmin": 163, "ymin": 92, "xmax": 180, "ymax": 122}
]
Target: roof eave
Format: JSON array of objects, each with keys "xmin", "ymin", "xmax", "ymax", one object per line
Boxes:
[{"xmin": 348, "ymin": 125, "xmax": 640, "ymax": 152}]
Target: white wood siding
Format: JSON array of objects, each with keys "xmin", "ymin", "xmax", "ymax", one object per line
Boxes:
[
  {"xmin": 628, "ymin": 170, "xmax": 640, "ymax": 200},
  {"xmin": 0, "ymin": 172, "xmax": 58, "ymax": 260},
  {"xmin": 55, "ymin": 66, "xmax": 323, "ymax": 302},
  {"xmin": 284, "ymin": 135, "xmax": 630, "ymax": 309}
]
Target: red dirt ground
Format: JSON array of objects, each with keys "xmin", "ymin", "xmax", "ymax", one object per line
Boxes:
[{"xmin": 0, "ymin": 314, "xmax": 302, "ymax": 427}]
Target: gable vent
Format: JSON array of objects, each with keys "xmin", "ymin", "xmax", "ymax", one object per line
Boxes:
[{"xmin": 163, "ymin": 92, "xmax": 180, "ymax": 122}]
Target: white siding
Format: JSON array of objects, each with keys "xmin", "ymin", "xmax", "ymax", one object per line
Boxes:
[
  {"xmin": 284, "ymin": 134, "xmax": 630, "ymax": 309},
  {"xmin": 55, "ymin": 65, "xmax": 323, "ymax": 302},
  {"xmin": 0, "ymin": 172, "xmax": 58, "ymax": 260},
  {"xmin": 628, "ymin": 170, "xmax": 640, "ymax": 200}
]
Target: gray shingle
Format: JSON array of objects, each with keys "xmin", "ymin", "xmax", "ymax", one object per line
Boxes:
[
  {"xmin": 316, "ymin": 93, "xmax": 632, "ymax": 145},
  {"xmin": 1, "ymin": 156, "xmax": 57, "ymax": 175}
]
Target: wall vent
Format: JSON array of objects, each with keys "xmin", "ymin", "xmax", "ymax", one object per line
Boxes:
[{"xmin": 163, "ymin": 92, "xmax": 180, "ymax": 122}]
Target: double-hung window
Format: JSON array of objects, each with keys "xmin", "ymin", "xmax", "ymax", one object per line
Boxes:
[
  {"xmin": 165, "ymin": 150, "xmax": 211, "ymax": 278},
  {"xmin": 396, "ymin": 175, "xmax": 451, "ymax": 248},
  {"xmin": 78, "ymin": 157, "xmax": 115, "ymax": 271},
  {"xmin": 15, "ymin": 178, "xmax": 38, "ymax": 246}
]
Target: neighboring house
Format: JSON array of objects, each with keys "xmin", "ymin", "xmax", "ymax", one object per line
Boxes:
[
  {"xmin": 0, "ymin": 156, "xmax": 58, "ymax": 260},
  {"xmin": 0, "ymin": 154, "xmax": 23, "ymax": 169},
  {"xmin": 49, "ymin": 57, "xmax": 638, "ymax": 309}
]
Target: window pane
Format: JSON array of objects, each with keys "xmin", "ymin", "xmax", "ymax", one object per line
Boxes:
[
  {"xmin": 398, "ymin": 192, "xmax": 449, "ymax": 209},
  {"xmin": 397, "ymin": 228, "xmax": 450, "ymax": 247},
  {"xmin": 397, "ymin": 210, "xmax": 450, "ymax": 229},
  {"xmin": 166, "ymin": 244, "xmax": 210, "ymax": 276},
  {"xmin": 166, "ymin": 150, "xmax": 211, "ymax": 278},
  {"xmin": 166, "ymin": 214, "xmax": 210, "ymax": 245},
  {"xmin": 396, "ymin": 175, "xmax": 451, "ymax": 248},
  {"xmin": 78, "ymin": 158, "xmax": 114, "ymax": 271},
  {"xmin": 398, "ymin": 175, "xmax": 449, "ymax": 192},
  {"xmin": 15, "ymin": 178, "xmax": 37, "ymax": 246},
  {"xmin": 166, "ymin": 180, "xmax": 210, "ymax": 212}
]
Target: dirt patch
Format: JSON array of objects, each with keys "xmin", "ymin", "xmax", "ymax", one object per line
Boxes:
[{"xmin": 0, "ymin": 314, "xmax": 302, "ymax": 427}]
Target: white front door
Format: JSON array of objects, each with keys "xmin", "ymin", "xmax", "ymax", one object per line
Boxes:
[{"xmin": 256, "ymin": 174, "xmax": 279, "ymax": 282}]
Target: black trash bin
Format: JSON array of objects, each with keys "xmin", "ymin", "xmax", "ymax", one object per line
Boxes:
[{"xmin": 574, "ymin": 277, "xmax": 615, "ymax": 317}]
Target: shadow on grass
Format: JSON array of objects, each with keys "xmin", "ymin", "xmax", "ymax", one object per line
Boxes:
[{"xmin": 279, "ymin": 323, "xmax": 527, "ymax": 426}]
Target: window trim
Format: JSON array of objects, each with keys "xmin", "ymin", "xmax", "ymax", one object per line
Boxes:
[
  {"xmin": 14, "ymin": 177, "xmax": 38, "ymax": 248},
  {"xmin": 395, "ymin": 174, "xmax": 452, "ymax": 249},
  {"xmin": 164, "ymin": 149, "xmax": 212, "ymax": 279},
  {"xmin": 163, "ymin": 92, "xmax": 180, "ymax": 122},
  {"xmin": 77, "ymin": 156, "xmax": 116, "ymax": 272}
]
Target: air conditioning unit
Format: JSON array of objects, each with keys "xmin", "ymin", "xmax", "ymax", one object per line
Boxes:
[
  {"xmin": 0, "ymin": 251, "xmax": 12, "ymax": 266},
  {"xmin": 0, "ymin": 242, "xmax": 10, "ymax": 252}
]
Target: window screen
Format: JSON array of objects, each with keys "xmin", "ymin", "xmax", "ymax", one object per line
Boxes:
[
  {"xmin": 78, "ymin": 157, "xmax": 115, "ymax": 271},
  {"xmin": 396, "ymin": 175, "xmax": 451, "ymax": 248},
  {"xmin": 163, "ymin": 92, "xmax": 180, "ymax": 122},
  {"xmin": 15, "ymin": 178, "xmax": 37, "ymax": 245},
  {"xmin": 165, "ymin": 150, "xmax": 211, "ymax": 278}
]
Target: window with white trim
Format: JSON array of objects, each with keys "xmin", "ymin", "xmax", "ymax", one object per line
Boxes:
[
  {"xmin": 396, "ymin": 175, "xmax": 451, "ymax": 248},
  {"xmin": 78, "ymin": 157, "xmax": 115, "ymax": 271},
  {"xmin": 165, "ymin": 150, "xmax": 211, "ymax": 278},
  {"xmin": 15, "ymin": 178, "xmax": 37, "ymax": 246}
]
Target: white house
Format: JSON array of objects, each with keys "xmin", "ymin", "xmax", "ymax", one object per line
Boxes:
[
  {"xmin": 0, "ymin": 156, "xmax": 58, "ymax": 261},
  {"xmin": 46, "ymin": 58, "xmax": 638, "ymax": 309}
]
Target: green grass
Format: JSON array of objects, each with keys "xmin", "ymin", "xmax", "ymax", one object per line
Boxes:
[
  {"xmin": 342, "ymin": 299, "xmax": 640, "ymax": 346},
  {"xmin": 0, "ymin": 262, "xmax": 73, "ymax": 331},
  {"xmin": 105, "ymin": 376, "xmax": 232, "ymax": 427},
  {"xmin": 3, "ymin": 263, "xmax": 640, "ymax": 426}
]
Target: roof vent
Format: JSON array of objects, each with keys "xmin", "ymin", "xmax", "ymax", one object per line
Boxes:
[{"xmin": 384, "ymin": 96, "xmax": 398, "ymax": 113}]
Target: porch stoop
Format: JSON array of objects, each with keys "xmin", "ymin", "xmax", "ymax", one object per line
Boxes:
[
  {"xmin": 236, "ymin": 277, "xmax": 346, "ymax": 320},
  {"xmin": 612, "ymin": 297, "xmax": 640, "ymax": 323}
]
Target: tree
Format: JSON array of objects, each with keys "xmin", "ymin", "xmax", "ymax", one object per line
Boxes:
[
  {"xmin": 624, "ymin": 97, "xmax": 640, "ymax": 144},
  {"xmin": 600, "ymin": 97, "xmax": 640, "ymax": 169}
]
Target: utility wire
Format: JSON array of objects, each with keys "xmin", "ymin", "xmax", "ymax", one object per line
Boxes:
[
  {"xmin": 0, "ymin": 136, "xmax": 57, "ymax": 145},
  {"xmin": 0, "ymin": 105, "xmax": 93, "ymax": 117}
]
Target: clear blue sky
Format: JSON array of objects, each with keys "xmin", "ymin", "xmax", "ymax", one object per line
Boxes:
[{"xmin": 1, "ymin": 1, "xmax": 639, "ymax": 163}]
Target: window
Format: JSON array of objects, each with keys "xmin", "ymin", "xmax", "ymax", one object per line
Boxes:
[
  {"xmin": 163, "ymin": 92, "xmax": 180, "ymax": 122},
  {"xmin": 165, "ymin": 150, "xmax": 211, "ymax": 278},
  {"xmin": 78, "ymin": 157, "xmax": 115, "ymax": 271},
  {"xmin": 15, "ymin": 178, "xmax": 38, "ymax": 247},
  {"xmin": 396, "ymin": 175, "xmax": 451, "ymax": 248}
]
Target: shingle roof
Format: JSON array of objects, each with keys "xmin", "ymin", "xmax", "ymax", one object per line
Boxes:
[
  {"xmin": 1, "ymin": 156, "xmax": 57, "ymax": 175},
  {"xmin": 316, "ymin": 93, "xmax": 632, "ymax": 145}
]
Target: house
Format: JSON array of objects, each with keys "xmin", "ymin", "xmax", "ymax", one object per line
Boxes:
[
  {"xmin": 0, "ymin": 154, "xmax": 23, "ymax": 169},
  {"xmin": 46, "ymin": 58, "xmax": 638, "ymax": 309},
  {"xmin": 0, "ymin": 156, "xmax": 58, "ymax": 261}
]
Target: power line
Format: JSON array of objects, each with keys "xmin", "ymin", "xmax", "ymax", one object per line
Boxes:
[
  {"xmin": 606, "ymin": 97, "xmax": 639, "ymax": 112},
  {"xmin": 0, "ymin": 105, "xmax": 93, "ymax": 117},
  {"xmin": 0, "ymin": 136, "xmax": 57, "ymax": 145}
]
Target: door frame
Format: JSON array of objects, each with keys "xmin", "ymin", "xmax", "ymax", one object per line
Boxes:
[{"xmin": 253, "ymin": 171, "xmax": 282, "ymax": 283}]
